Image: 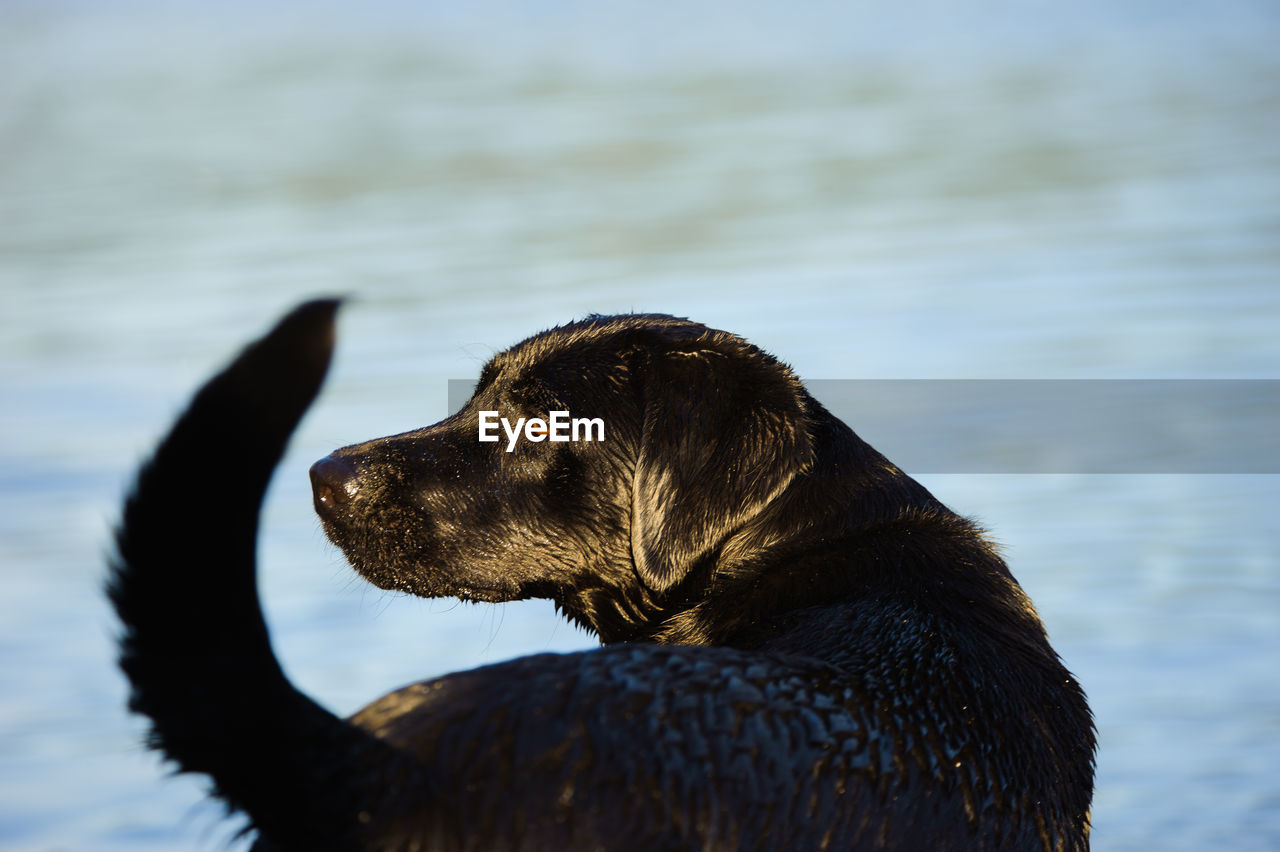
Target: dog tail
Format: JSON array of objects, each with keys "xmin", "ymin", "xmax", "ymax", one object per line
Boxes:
[{"xmin": 107, "ymin": 301, "xmax": 410, "ymax": 850}]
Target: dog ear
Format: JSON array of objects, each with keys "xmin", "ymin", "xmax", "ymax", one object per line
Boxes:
[{"xmin": 630, "ymin": 334, "xmax": 814, "ymax": 592}]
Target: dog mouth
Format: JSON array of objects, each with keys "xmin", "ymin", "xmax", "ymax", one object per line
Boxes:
[
  {"xmin": 349, "ymin": 552, "xmax": 530, "ymax": 604},
  {"xmin": 447, "ymin": 585, "xmax": 530, "ymax": 604}
]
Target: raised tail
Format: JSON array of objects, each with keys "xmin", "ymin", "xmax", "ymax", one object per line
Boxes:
[{"xmin": 107, "ymin": 301, "xmax": 412, "ymax": 850}]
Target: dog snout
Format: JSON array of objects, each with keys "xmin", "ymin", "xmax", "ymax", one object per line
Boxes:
[{"xmin": 309, "ymin": 455, "xmax": 361, "ymax": 518}]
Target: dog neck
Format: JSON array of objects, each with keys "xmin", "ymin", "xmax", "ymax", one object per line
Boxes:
[{"xmin": 637, "ymin": 419, "xmax": 1051, "ymax": 668}]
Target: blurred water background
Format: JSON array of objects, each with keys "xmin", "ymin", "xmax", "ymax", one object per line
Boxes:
[{"xmin": 2, "ymin": 1, "xmax": 1278, "ymax": 849}]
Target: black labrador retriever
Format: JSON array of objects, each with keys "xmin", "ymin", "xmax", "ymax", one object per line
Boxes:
[{"xmin": 109, "ymin": 301, "xmax": 1094, "ymax": 851}]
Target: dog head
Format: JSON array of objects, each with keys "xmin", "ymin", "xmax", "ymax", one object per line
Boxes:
[{"xmin": 310, "ymin": 314, "xmax": 816, "ymax": 642}]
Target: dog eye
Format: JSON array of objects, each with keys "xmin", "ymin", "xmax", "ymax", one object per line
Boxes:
[
  {"xmin": 543, "ymin": 449, "xmax": 583, "ymax": 502},
  {"xmin": 508, "ymin": 377, "xmax": 559, "ymax": 409}
]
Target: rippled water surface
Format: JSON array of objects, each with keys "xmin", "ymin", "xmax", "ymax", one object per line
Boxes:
[{"xmin": 2, "ymin": 2, "xmax": 1278, "ymax": 849}]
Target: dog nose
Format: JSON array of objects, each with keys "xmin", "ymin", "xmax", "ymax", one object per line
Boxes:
[{"xmin": 309, "ymin": 455, "xmax": 361, "ymax": 516}]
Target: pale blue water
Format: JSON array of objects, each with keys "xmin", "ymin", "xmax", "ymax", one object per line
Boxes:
[{"xmin": 1, "ymin": 2, "xmax": 1278, "ymax": 849}]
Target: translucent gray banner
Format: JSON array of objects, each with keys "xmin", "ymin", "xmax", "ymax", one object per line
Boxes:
[{"xmin": 449, "ymin": 379, "xmax": 1279, "ymax": 474}]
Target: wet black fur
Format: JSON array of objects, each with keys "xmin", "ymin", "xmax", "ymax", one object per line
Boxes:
[{"xmin": 109, "ymin": 302, "xmax": 1095, "ymax": 850}]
